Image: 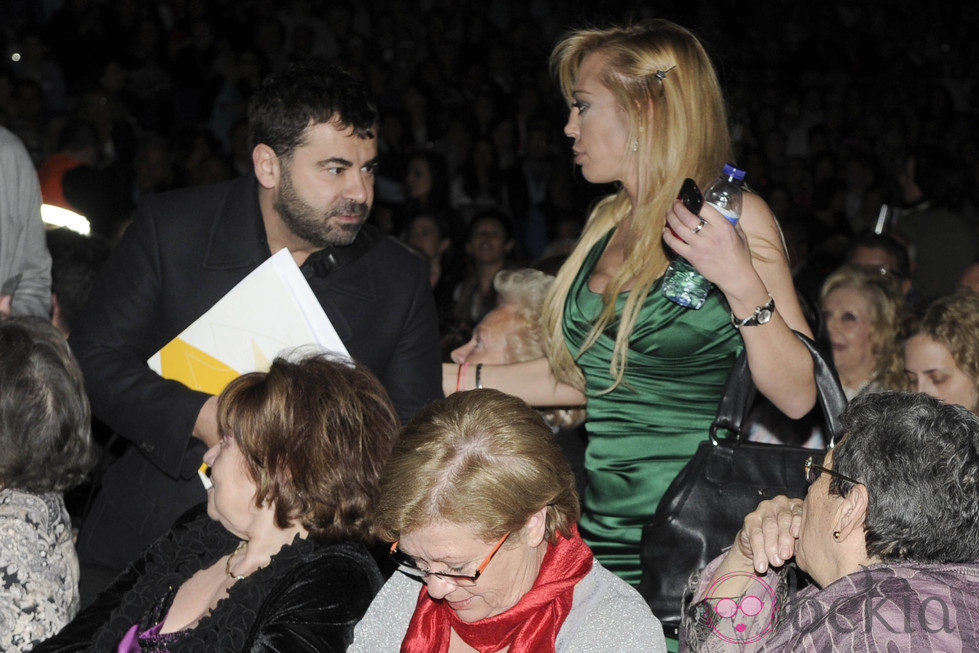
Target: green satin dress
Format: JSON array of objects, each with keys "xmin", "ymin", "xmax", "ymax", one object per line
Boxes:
[{"xmin": 563, "ymin": 230, "xmax": 743, "ymax": 585}]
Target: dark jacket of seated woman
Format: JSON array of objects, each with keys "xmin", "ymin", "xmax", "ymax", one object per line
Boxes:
[{"xmin": 34, "ymin": 505, "xmax": 383, "ymax": 652}]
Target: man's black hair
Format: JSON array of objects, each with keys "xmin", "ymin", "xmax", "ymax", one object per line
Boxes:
[
  {"xmin": 847, "ymin": 230, "xmax": 911, "ymax": 279},
  {"xmin": 247, "ymin": 63, "xmax": 378, "ymax": 159}
]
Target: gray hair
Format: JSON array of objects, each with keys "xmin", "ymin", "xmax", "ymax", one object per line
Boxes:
[
  {"xmin": 494, "ymin": 269, "xmax": 585, "ymax": 427},
  {"xmin": 494, "ymin": 268, "xmax": 554, "ymax": 319},
  {"xmin": 832, "ymin": 392, "xmax": 979, "ymax": 563},
  {"xmin": 0, "ymin": 317, "xmax": 94, "ymax": 492}
]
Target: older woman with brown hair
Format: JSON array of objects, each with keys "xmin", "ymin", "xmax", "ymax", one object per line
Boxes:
[
  {"xmin": 37, "ymin": 353, "xmax": 399, "ymax": 652},
  {"xmin": 350, "ymin": 389, "xmax": 664, "ymax": 652}
]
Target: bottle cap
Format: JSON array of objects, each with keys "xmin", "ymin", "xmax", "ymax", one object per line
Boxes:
[{"xmin": 722, "ymin": 163, "xmax": 746, "ymax": 181}]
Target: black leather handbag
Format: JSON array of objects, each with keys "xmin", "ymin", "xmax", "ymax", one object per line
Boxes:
[{"xmin": 637, "ymin": 331, "xmax": 847, "ymax": 638}]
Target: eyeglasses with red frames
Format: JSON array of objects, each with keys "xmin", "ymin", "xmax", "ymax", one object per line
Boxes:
[
  {"xmin": 804, "ymin": 456, "xmax": 861, "ymax": 486},
  {"xmin": 389, "ymin": 531, "xmax": 510, "ymax": 586}
]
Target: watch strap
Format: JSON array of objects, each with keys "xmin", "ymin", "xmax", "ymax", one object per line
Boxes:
[{"xmin": 731, "ymin": 294, "xmax": 775, "ymax": 329}]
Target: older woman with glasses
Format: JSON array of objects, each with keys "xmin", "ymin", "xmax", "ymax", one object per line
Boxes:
[
  {"xmin": 681, "ymin": 392, "xmax": 979, "ymax": 651},
  {"xmin": 350, "ymin": 389, "xmax": 665, "ymax": 652}
]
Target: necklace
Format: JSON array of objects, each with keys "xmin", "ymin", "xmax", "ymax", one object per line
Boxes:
[{"xmin": 225, "ymin": 541, "xmax": 247, "ymax": 581}]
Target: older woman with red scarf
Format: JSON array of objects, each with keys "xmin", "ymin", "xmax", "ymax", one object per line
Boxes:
[{"xmin": 350, "ymin": 389, "xmax": 664, "ymax": 652}]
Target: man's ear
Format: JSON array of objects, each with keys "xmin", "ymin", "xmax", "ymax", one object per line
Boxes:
[{"xmin": 253, "ymin": 144, "xmax": 280, "ymax": 189}]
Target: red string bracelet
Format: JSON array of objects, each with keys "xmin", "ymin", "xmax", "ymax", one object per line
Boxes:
[{"xmin": 456, "ymin": 360, "xmax": 470, "ymax": 392}]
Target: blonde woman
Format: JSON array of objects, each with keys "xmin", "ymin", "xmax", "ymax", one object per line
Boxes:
[
  {"xmin": 820, "ymin": 264, "xmax": 905, "ymax": 399},
  {"xmin": 443, "ymin": 20, "xmax": 816, "ymax": 586}
]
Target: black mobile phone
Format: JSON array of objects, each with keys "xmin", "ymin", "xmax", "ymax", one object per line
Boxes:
[{"xmin": 678, "ymin": 178, "xmax": 703, "ymax": 216}]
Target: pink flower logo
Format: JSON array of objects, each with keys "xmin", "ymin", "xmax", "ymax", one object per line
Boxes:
[{"xmin": 702, "ymin": 572, "xmax": 778, "ymax": 643}]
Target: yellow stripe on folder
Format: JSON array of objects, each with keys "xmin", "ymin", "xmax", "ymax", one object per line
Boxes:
[{"xmin": 158, "ymin": 337, "xmax": 241, "ymax": 394}]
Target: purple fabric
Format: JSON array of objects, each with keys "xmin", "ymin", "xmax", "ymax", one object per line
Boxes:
[
  {"xmin": 684, "ymin": 556, "xmax": 979, "ymax": 652},
  {"xmin": 117, "ymin": 620, "xmax": 164, "ymax": 652}
]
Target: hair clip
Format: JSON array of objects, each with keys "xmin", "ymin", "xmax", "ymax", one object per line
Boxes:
[{"xmin": 655, "ymin": 65, "xmax": 676, "ymax": 80}]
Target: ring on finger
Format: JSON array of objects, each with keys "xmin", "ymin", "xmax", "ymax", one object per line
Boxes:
[{"xmin": 691, "ymin": 218, "xmax": 707, "ymax": 235}]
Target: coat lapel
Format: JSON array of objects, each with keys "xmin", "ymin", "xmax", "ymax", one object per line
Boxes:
[{"xmin": 202, "ymin": 175, "xmax": 269, "ymax": 271}]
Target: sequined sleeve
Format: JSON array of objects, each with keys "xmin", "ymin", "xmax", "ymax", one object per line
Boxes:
[{"xmin": 0, "ymin": 490, "xmax": 80, "ymax": 652}]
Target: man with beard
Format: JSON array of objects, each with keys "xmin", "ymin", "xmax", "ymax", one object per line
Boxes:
[{"xmin": 69, "ymin": 64, "xmax": 441, "ymax": 591}]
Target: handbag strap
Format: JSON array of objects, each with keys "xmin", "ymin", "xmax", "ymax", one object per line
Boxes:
[{"xmin": 709, "ymin": 330, "xmax": 848, "ymax": 447}]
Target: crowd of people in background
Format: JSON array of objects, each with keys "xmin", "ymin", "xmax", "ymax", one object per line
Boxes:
[
  {"xmin": 2, "ymin": 1, "xmax": 977, "ymax": 344},
  {"xmin": 2, "ymin": 1, "xmax": 979, "ymax": 651}
]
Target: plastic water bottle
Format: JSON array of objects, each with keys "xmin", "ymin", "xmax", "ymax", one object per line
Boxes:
[{"xmin": 661, "ymin": 164, "xmax": 746, "ymax": 308}]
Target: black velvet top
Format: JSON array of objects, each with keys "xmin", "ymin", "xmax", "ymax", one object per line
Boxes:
[{"xmin": 35, "ymin": 505, "xmax": 383, "ymax": 652}]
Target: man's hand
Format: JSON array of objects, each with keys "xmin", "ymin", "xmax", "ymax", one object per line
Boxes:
[
  {"xmin": 193, "ymin": 395, "xmax": 220, "ymax": 448},
  {"xmin": 0, "ymin": 295, "xmax": 11, "ymax": 318}
]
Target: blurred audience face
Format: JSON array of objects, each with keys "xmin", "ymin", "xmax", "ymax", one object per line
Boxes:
[
  {"xmin": 848, "ymin": 245, "xmax": 911, "ymax": 296},
  {"xmin": 450, "ymin": 304, "xmax": 521, "ymax": 365},
  {"xmin": 465, "ymin": 216, "xmax": 512, "ymax": 266},
  {"xmin": 405, "ymin": 157, "xmax": 433, "ymax": 200},
  {"xmin": 958, "ymin": 263, "xmax": 979, "ymax": 294},
  {"xmin": 849, "ymin": 245, "xmax": 898, "ymax": 276},
  {"xmin": 563, "ymin": 53, "xmax": 634, "ymax": 190},
  {"xmin": 406, "ymin": 214, "xmax": 448, "ymax": 262},
  {"xmin": 135, "ymin": 136, "xmax": 173, "ymax": 193},
  {"xmin": 272, "ymin": 121, "xmax": 376, "ymax": 247},
  {"xmin": 822, "ymin": 287, "xmax": 876, "ymax": 386},
  {"xmin": 904, "ymin": 334, "xmax": 978, "ymax": 412}
]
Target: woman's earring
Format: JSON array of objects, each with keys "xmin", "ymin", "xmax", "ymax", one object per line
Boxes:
[
  {"xmin": 833, "ymin": 530, "xmax": 841, "ymax": 541},
  {"xmin": 632, "ymin": 139, "xmax": 639, "ymax": 152}
]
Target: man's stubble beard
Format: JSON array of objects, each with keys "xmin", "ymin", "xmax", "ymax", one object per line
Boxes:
[{"xmin": 273, "ymin": 166, "xmax": 370, "ymax": 248}]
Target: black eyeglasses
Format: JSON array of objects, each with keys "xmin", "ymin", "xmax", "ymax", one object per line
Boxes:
[
  {"xmin": 389, "ymin": 531, "xmax": 510, "ymax": 586},
  {"xmin": 804, "ymin": 456, "xmax": 861, "ymax": 486}
]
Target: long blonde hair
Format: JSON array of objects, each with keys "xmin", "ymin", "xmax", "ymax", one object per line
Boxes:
[{"xmin": 543, "ymin": 20, "xmax": 732, "ymax": 391}]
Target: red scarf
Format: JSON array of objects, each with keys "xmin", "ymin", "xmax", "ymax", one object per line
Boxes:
[{"xmin": 400, "ymin": 525, "xmax": 593, "ymax": 653}]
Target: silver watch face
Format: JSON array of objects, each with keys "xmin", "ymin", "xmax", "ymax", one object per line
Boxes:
[{"xmin": 756, "ymin": 308, "xmax": 773, "ymax": 324}]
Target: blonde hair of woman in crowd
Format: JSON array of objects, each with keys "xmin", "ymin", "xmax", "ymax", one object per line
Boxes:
[
  {"xmin": 899, "ymin": 292, "xmax": 979, "ymax": 412},
  {"xmin": 820, "ymin": 264, "xmax": 906, "ymax": 397},
  {"xmin": 491, "ymin": 268, "xmax": 585, "ymax": 428}
]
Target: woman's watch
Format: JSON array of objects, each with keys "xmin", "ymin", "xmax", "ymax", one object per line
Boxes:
[{"xmin": 731, "ymin": 294, "xmax": 775, "ymax": 329}]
